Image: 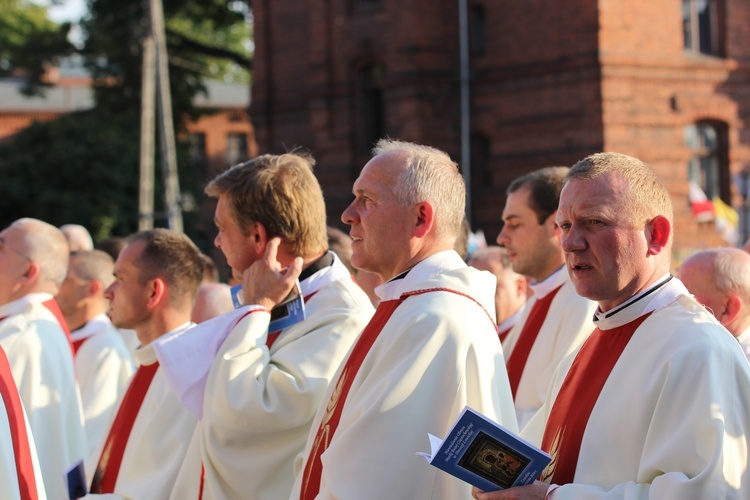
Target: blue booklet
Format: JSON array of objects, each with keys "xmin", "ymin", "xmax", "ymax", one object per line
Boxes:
[
  {"xmin": 65, "ymin": 458, "xmax": 87, "ymax": 499},
  {"xmin": 418, "ymin": 406, "xmax": 551, "ymax": 492},
  {"xmin": 231, "ymin": 281, "xmax": 306, "ymax": 332}
]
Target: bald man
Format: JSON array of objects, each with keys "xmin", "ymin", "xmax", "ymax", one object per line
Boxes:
[
  {"xmin": 61, "ymin": 223, "xmax": 95, "ymax": 251},
  {"xmin": 468, "ymin": 246, "xmax": 528, "ymax": 341},
  {"xmin": 0, "ymin": 218, "xmax": 87, "ymax": 499},
  {"xmin": 191, "ymin": 283, "xmax": 234, "ymax": 323},
  {"xmin": 679, "ymin": 247, "xmax": 750, "ymax": 362}
]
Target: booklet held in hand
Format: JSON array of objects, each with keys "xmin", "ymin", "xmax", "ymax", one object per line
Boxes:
[{"xmin": 417, "ymin": 406, "xmax": 551, "ymax": 492}]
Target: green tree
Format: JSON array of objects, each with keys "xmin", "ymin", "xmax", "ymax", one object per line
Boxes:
[{"xmin": 0, "ymin": 0, "xmax": 73, "ymax": 95}]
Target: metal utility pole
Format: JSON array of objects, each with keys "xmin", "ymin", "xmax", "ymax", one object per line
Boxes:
[
  {"xmin": 458, "ymin": 0, "xmax": 471, "ymax": 226},
  {"xmin": 139, "ymin": 0, "xmax": 183, "ymax": 232},
  {"xmin": 138, "ymin": 35, "xmax": 156, "ymax": 231}
]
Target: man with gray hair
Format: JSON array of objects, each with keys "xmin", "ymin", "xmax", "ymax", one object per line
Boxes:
[
  {"xmin": 290, "ymin": 139, "xmax": 516, "ymax": 499},
  {"xmin": 56, "ymin": 249, "xmax": 135, "ymax": 467},
  {"xmin": 679, "ymin": 247, "xmax": 750, "ymax": 362},
  {"xmin": 0, "ymin": 217, "xmax": 87, "ymax": 499}
]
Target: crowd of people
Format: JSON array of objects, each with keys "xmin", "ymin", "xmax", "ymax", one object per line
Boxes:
[{"xmin": 0, "ymin": 139, "xmax": 749, "ymax": 499}]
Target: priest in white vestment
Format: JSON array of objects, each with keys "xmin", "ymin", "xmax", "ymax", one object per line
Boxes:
[
  {"xmin": 57, "ymin": 249, "xmax": 136, "ymax": 472},
  {"xmin": 496, "ymin": 167, "xmax": 597, "ymax": 430},
  {"xmin": 474, "ymin": 153, "xmax": 750, "ymax": 499},
  {"xmin": 0, "ymin": 218, "xmax": 87, "ymax": 500},
  {"xmin": 290, "ymin": 139, "xmax": 517, "ymax": 500},
  {"xmin": 0, "ymin": 345, "xmax": 47, "ymax": 500},
  {"xmin": 156, "ymin": 153, "xmax": 374, "ymax": 500},
  {"xmin": 678, "ymin": 247, "xmax": 750, "ymax": 364},
  {"xmin": 86, "ymin": 229, "xmax": 204, "ymax": 499}
]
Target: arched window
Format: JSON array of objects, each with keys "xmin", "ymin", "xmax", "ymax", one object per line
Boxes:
[{"xmin": 685, "ymin": 121, "xmax": 729, "ymax": 201}]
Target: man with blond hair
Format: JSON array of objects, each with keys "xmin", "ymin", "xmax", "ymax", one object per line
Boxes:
[
  {"xmin": 679, "ymin": 247, "xmax": 750, "ymax": 362},
  {"xmin": 155, "ymin": 153, "xmax": 374, "ymax": 499},
  {"xmin": 290, "ymin": 139, "xmax": 516, "ymax": 499},
  {"xmin": 56, "ymin": 249, "xmax": 135, "ymax": 468},
  {"xmin": 475, "ymin": 152, "xmax": 750, "ymax": 499},
  {"xmin": 0, "ymin": 217, "xmax": 87, "ymax": 499}
]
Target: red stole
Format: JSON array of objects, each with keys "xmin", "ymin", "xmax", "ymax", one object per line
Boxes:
[
  {"xmin": 300, "ymin": 297, "xmax": 403, "ymax": 500},
  {"xmin": 42, "ymin": 298, "xmax": 75, "ymax": 356},
  {"xmin": 506, "ymin": 285, "xmax": 563, "ymax": 398},
  {"xmin": 90, "ymin": 362, "xmax": 160, "ymax": 493},
  {"xmin": 0, "ymin": 347, "xmax": 38, "ymax": 500},
  {"xmin": 299, "ymin": 286, "xmax": 494, "ymax": 499},
  {"xmin": 539, "ymin": 312, "xmax": 652, "ymax": 485}
]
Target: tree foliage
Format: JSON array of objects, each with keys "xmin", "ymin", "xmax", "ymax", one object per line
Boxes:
[
  {"xmin": 0, "ymin": 0, "xmax": 251, "ymax": 240},
  {"xmin": 0, "ymin": 0, "xmax": 73, "ymax": 95}
]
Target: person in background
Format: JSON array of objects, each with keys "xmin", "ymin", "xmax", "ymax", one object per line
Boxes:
[
  {"xmin": 468, "ymin": 246, "xmax": 528, "ymax": 341},
  {"xmin": 679, "ymin": 247, "xmax": 750, "ymax": 362},
  {"xmin": 88, "ymin": 229, "xmax": 203, "ymax": 498},
  {"xmin": 61, "ymin": 223, "xmax": 95, "ymax": 251},
  {"xmin": 497, "ymin": 167, "xmax": 597, "ymax": 429},
  {"xmin": 0, "ymin": 218, "xmax": 86, "ymax": 499},
  {"xmin": 56, "ymin": 249, "xmax": 135, "ymax": 472}
]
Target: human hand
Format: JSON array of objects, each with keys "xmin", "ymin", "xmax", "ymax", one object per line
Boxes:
[
  {"xmin": 472, "ymin": 481, "xmax": 550, "ymax": 500},
  {"xmin": 240, "ymin": 237, "xmax": 303, "ymax": 309}
]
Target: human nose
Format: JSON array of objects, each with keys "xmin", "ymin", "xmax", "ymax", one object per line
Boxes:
[
  {"xmin": 104, "ymin": 282, "xmax": 115, "ymax": 300},
  {"xmin": 496, "ymin": 225, "xmax": 508, "ymax": 247},
  {"xmin": 561, "ymin": 225, "xmax": 585, "ymax": 253},
  {"xmin": 214, "ymin": 232, "xmax": 221, "ymax": 249},
  {"xmin": 341, "ymin": 201, "xmax": 358, "ymax": 226}
]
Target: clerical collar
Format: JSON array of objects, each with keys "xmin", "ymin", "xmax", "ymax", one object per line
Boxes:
[
  {"xmin": 529, "ymin": 265, "xmax": 567, "ymax": 299},
  {"xmin": 299, "ymin": 252, "xmax": 334, "ymax": 282},
  {"xmin": 594, "ymin": 274, "xmax": 673, "ymax": 322},
  {"xmin": 387, "ymin": 269, "xmax": 411, "ymax": 283}
]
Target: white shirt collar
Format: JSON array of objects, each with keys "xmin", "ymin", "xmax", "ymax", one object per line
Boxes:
[
  {"xmin": 528, "ymin": 265, "xmax": 567, "ymax": 299},
  {"xmin": 136, "ymin": 321, "xmax": 194, "ymax": 366},
  {"xmin": 70, "ymin": 313, "xmax": 112, "ymax": 342},
  {"xmin": 299, "ymin": 251, "xmax": 351, "ymax": 298},
  {"xmin": 0, "ymin": 293, "xmax": 54, "ymax": 318}
]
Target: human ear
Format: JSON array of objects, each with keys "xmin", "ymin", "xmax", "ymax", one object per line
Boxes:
[{"xmin": 646, "ymin": 215, "xmax": 671, "ymax": 255}]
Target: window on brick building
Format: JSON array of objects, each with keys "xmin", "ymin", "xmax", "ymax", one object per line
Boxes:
[
  {"xmin": 188, "ymin": 133, "xmax": 208, "ymax": 174},
  {"xmin": 685, "ymin": 121, "xmax": 729, "ymax": 201},
  {"xmin": 682, "ymin": 0, "xmax": 724, "ymax": 56},
  {"xmin": 226, "ymin": 133, "xmax": 248, "ymax": 167},
  {"xmin": 357, "ymin": 64, "xmax": 385, "ymax": 155}
]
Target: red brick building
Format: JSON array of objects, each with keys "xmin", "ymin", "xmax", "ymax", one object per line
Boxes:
[{"xmin": 250, "ymin": 0, "xmax": 750, "ymax": 257}]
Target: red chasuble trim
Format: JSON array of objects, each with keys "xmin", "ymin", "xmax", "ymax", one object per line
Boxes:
[
  {"xmin": 0, "ymin": 347, "xmax": 38, "ymax": 500},
  {"xmin": 300, "ymin": 287, "xmax": 495, "ymax": 499},
  {"xmin": 539, "ymin": 312, "xmax": 652, "ymax": 485},
  {"xmin": 506, "ymin": 284, "xmax": 563, "ymax": 399},
  {"xmin": 42, "ymin": 298, "xmax": 75, "ymax": 357},
  {"xmin": 90, "ymin": 362, "xmax": 160, "ymax": 493}
]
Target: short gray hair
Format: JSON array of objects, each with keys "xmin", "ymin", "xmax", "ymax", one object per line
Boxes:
[
  {"xmin": 372, "ymin": 139, "xmax": 466, "ymax": 242},
  {"xmin": 13, "ymin": 218, "xmax": 69, "ymax": 288},
  {"xmin": 69, "ymin": 250, "xmax": 115, "ymax": 289},
  {"xmin": 713, "ymin": 249, "xmax": 750, "ymax": 303}
]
